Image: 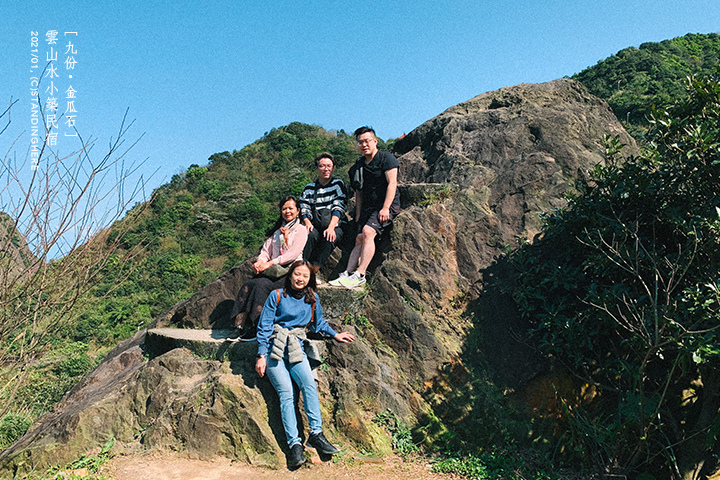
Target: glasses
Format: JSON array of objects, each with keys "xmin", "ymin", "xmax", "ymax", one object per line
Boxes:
[{"xmin": 357, "ymin": 139, "xmax": 376, "ymax": 146}]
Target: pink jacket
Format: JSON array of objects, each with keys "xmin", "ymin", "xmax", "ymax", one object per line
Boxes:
[{"xmin": 257, "ymin": 223, "xmax": 308, "ymax": 266}]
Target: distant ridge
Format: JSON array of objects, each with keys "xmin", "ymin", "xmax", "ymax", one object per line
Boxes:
[{"xmin": 574, "ymin": 32, "xmax": 720, "ymax": 135}]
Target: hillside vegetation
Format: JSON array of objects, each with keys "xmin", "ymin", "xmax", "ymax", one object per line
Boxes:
[
  {"xmin": 509, "ymin": 66, "xmax": 720, "ymax": 477},
  {"xmin": 573, "ymin": 32, "xmax": 720, "ymax": 136},
  {"xmin": 92, "ymin": 123, "xmax": 368, "ymax": 330}
]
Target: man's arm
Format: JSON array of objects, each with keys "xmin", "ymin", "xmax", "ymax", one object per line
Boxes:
[
  {"xmin": 324, "ymin": 180, "xmax": 346, "ymax": 242},
  {"xmin": 323, "ymin": 214, "xmax": 341, "ymax": 242},
  {"xmin": 378, "ymin": 167, "xmax": 398, "ymax": 222},
  {"xmin": 299, "ymin": 183, "xmax": 315, "ymax": 231}
]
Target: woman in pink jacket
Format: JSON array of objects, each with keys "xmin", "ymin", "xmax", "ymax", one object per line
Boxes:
[{"xmin": 227, "ymin": 195, "xmax": 308, "ymax": 342}]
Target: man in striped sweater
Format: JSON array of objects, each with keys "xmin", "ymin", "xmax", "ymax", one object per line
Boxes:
[{"xmin": 299, "ymin": 152, "xmax": 347, "ymax": 280}]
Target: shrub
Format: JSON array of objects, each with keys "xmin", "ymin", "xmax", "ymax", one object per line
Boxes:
[
  {"xmin": 509, "ymin": 67, "xmax": 720, "ymax": 477},
  {"xmin": 0, "ymin": 413, "xmax": 32, "ymax": 449}
]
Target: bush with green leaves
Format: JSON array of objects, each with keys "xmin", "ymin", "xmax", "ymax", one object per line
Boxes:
[
  {"xmin": 373, "ymin": 409, "xmax": 419, "ymax": 455},
  {"xmin": 0, "ymin": 413, "xmax": 32, "ymax": 449},
  {"xmin": 509, "ymin": 67, "xmax": 720, "ymax": 478},
  {"xmin": 432, "ymin": 443, "xmax": 558, "ymax": 480}
]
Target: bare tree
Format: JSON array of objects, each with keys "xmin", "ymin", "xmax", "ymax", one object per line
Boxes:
[{"xmin": 0, "ymin": 94, "xmax": 150, "ymax": 417}]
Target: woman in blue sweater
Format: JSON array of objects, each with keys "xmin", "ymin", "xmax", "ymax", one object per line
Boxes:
[{"xmin": 255, "ymin": 260, "xmax": 355, "ymax": 469}]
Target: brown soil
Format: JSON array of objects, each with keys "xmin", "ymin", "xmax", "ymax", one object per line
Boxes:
[{"xmin": 102, "ymin": 452, "xmax": 459, "ymax": 480}]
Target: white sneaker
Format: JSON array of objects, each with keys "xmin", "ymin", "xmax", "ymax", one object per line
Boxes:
[
  {"xmin": 338, "ymin": 272, "xmax": 366, "ymax": 289},
  {"xmin": 328, "ymin": 271, "xmax": 349, "ymax": 287}
]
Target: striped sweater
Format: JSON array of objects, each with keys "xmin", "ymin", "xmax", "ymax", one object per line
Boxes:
[{"xmin": 299, "ymin": 178, "xmax": 347, "ymax": 222}]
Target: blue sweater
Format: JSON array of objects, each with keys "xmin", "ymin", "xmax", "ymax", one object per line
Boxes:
[{"xmin": 257, "ymin": 289, "xmax": 337, "ymax": 356}]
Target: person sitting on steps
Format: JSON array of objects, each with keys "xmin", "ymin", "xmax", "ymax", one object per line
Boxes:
[
  {"xmin": 299, "ymin": 152, "xmax": 347, "ymax": 283},
  {"xmin": 330, "ymin": 126, "xmax": 400, "ymax": 289},
  {"xmin": 255, "ymin": 260, "xmax": 355, "ymax": 469},
  {"xmin": 227, "ymin": 195, "xmax": 308, "ymax": 342}
]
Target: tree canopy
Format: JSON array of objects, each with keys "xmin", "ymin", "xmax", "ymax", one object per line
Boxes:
[{"xmin": 510, "ymin": 66, "xmax": 720, "ymax": 478}]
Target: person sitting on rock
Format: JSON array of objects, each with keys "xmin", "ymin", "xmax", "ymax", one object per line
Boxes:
[
  {"xmin": 330, "ymin": 126, "xmax": 400, "ymax": 289},
  {"xmin": 255, "ymin": 260, "xmax": 355, "ymax": 469},
  {"xmin": 299, "ymin": 152, "xmax": 347, "ymax": 282},
  {"xmin": 227, "ymin": 195, "xmax": 308, "ymax": 342}
]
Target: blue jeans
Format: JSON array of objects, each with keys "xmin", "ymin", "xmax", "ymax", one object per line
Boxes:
[{"xmin": 266, "ymin": 352, "xmax": 323, "ymax": 448}]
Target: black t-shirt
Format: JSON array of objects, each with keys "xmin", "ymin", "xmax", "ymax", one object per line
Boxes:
[{"xmin": 349, "ymin": 151, "xmax": 400, "ymax": 211}]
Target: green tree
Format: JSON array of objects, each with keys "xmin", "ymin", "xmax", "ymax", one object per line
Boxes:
[{"xmin": 509, "ymin": 67, "xmax": 720, "ymax": 478}]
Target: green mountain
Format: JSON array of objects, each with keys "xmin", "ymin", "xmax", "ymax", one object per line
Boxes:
[
  {"xmin": 573, "ymin": 32, "xmax": 720, "ymax": 136},
  {"xmin": 78, "ymin": 123, "xmax": 369, "ymax": 345}
]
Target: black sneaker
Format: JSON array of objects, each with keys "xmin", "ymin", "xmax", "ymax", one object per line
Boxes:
[
  {"xmin": 287, "ymin": 443, "xmax": 306, "ymax": 470},
  {"xmin": 307, "ymin": 431, "xmax": 339, "ymax": 455},
  {"xmin": 225, "ymin": 327, "xmax": 244, "ymax": 342},
  {"xmin": 239, "ymin": 328, "xmax": 257, "ymax": 342}
]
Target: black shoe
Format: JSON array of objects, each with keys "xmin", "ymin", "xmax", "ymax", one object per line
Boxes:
[
  {"xmin": 225, "ymin": 327, "xmax": 244, "ymax": 342},
  {"xmin": 287, "ymin": 443, "xmax": 306, "ymax": 469},
  {"xmin": 307, "ymin": 431, "xmax": 339, "ymax": 455},
  {"xmin": 239, "ymin": 327, "xmax": 257, "ymax": 342}
]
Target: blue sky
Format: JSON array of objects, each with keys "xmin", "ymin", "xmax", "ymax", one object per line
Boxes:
[{"xmin": 1, "ymin": 0, "xmax": 719, "ymax": 204}]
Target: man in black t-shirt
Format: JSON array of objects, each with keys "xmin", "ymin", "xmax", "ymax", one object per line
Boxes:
[{"xmin": 330, "ymin": 126, "xmax": 400, "ymax": 289}]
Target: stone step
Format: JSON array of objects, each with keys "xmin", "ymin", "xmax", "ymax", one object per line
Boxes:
[
  {"xmin": 144, "ymin": 326, "xmax": 334, "ymax": 363},
  {"xmin": 145, "ymin": 327, "xmax": 257, "ymax": 361},
  {"xmin": 146, "ymin": 284, "xmax": 363, "ymax": 361}
]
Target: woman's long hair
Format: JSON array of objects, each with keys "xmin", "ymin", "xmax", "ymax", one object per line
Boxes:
[
  {"xmin": 264, "ymin": 195, "xmax": 300, "ymax": 238},
  {"xmin": 283, "ymin": 260, "xmax": 317, "ymax": 304}
]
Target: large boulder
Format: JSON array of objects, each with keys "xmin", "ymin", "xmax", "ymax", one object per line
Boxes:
[
  {"xmin": 394, "ymin": 78, "xmax": 637, "ymax": 259},
  {"xmin": 0, "ymin": 79, "xmax": 638, "ymax": 477},
  {"xmin": 385, "ymin": 78, "xmax": 637, "ymax": 388}
]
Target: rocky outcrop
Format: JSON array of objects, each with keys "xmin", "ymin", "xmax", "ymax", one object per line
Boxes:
[
  {"xmin": 3, "ymin": 343, "xmax": 283, "ymax": 473},
  {"xmin": 384, "ymin": 78, "xmax": 637, "ymax": 387},
  {"xmin": 0, "ymin": 79, "xmax": 638, "ymax": 477},
  {"xmin": 394, "ymin": 78, "xmax": 636, "ymax": 257}
]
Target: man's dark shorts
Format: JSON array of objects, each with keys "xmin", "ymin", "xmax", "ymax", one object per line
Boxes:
[{"xmin": 357, "ymin": 206, "xmax": 400, "ymax": 236}]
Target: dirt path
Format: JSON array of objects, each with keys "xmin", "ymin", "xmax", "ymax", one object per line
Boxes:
[{"xmin": 103, "ymin": 452, "xmax": 458, "ymax": 480}]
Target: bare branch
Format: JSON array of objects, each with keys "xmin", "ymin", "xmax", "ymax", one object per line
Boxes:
[{"xmin": 0, "ymin": 93, "xmax": 152, "ymax": 413}]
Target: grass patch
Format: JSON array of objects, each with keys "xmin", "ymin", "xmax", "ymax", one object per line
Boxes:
[
  {"xmin": 0, "ymin": 412, "xmax": 32, "ymax": 449},
  {"xmin": 373, "ymin": 409, "xmax": 419, "ymax": 455},
  {"xmin": 28, "ymin": 437, "xmax": 115, "ymax": 480}
]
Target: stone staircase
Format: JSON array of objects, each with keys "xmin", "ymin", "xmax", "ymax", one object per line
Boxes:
[{"xmin": 145, "ymin": 284, "xmax": 365, "ymax": 361}]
